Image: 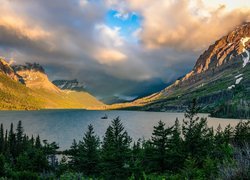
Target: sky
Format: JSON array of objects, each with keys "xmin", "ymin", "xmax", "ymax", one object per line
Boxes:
[{"xmin": 0, "ymin": 0, "xmax": 250, "ymax": 100}]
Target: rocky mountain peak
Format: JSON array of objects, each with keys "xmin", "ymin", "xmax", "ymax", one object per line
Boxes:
[
  {"xmin": 11, "ymin": 62, "xmax": 61, "ymax": 92},
  {"xmin": 0, "ymin": 58, "xmax": 19, "ymax": 81},
  {"xmin": 53, "ymin": 79, "xmax": 86, "ymax": 91},
  {"xmin": 193, "ymin": 22, "xmax": 250, "ymax": 75},
  {"xmin": 12, "ymin": 62, "xmax": 45, "ymax": 74}
]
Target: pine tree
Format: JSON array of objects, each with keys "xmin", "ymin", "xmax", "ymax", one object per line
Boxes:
[
  {"xmin": 130, "ymin": 139, "xmax": 144, "ymax": 179},
  {"xmin": 185, "ymin": 98, "xmax": 200, "ymax": 121},
  {"xmin": 101, "ymin": 117, "xmax": 132, "ymax": 179},
  {"xmin": 68, "ymin": 139, "xmax": 79, "ymax": 168},
  {"xmin": 168, "ymin": 118, "xmax": 184, "ymax": 171},
  {"xmin": 8, "ymin": 123, "xmax": 16, "ymax": 158},
  {"xmin": 4, "ymin": 130, "xmax": 8, "ymax": 153},
  {"xmin": 0, "ymin": 124, "xmax": 4, "ymax": 153},
  {"xmin": 16, "ymin": 121, "xmax": 24, "ymax": 155},
  {"xmin": 0, "ymin": 154, "xmax": 5, "ymax": 176},
  {"xmin": 78, "ymin": 124, "xmax": 100, "ymax": 176},
  {"xmin": 234, "ymin": 121, "xmax": 250, "ymax": 147},
  {"xmin": 151, "ymin": 120, "xmax": 172, "ymax": 172},
  {"xmin": 35, "ymin": 135, "xmax": 41, "ymax": 148},
  {"xmin": 182, "ymin": 99, "xmax": 213, "ymax": 165}
]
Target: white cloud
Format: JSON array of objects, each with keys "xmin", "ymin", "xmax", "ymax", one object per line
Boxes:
[
  {"xmin": 111, "ymin": 0, "xmax": 250, "ymax": 51},
  {"xmin": 94, "ymin": 48, "xmax": 127, "ymax": 65},
  {"xmin": 95, "ymin": 24, "xmax": 124, "ymax": 47}
]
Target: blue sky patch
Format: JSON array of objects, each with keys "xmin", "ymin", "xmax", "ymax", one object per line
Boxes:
[{"xmin": 105, "ymin": 9, "xmax": 142, "ymax": 42}]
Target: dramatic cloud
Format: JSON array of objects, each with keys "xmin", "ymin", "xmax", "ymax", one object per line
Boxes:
[
  {"xmin": 0, "ymin": 0, "xmax": 250, "ymax": 99},
  {"xmin": 122, "ymin": 0, "xmax": 250, "ymax": 51}
]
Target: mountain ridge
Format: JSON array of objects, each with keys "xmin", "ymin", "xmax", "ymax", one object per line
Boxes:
[
  {"xmin": 110, "ymin": 22, "xmax": 250, "ymax": 118},
  {"xmin": 0, "ymin": 60, "xmax": 105, "ymax": 110}
]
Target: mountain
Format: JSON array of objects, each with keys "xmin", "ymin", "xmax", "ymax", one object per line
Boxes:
[
  {"xmin": 0, "ymin": 61, "xmax": 105, "ymax": 110},
  {"xmin": 52, "ymin": 79, "xmax": 86, "ymax": 91},
  {"xmin": 0, "ymin": 59, "xmax": 43, "ymax": 110},
  {"xmin": 0, "ymin": 58, "xmax": 19, "ymax": 81},
  {"xmin": 115, "ymin": 22, "xmax": 250, "ymax": 118}
]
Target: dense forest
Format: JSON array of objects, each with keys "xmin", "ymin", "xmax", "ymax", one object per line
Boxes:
[{"xmin": 0, "ymin": 100, "xmax": 249, "ymax": 179}]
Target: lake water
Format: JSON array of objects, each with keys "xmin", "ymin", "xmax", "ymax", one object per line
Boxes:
[{"xmin": 0, "ymin": 110, "xmax": 241, "ymax": 150}]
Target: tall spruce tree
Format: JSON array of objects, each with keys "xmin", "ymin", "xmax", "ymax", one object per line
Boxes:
[
  {"xmin": 16, "ymin": 121, "xmax": 24, "ymax": 155},
  {"xmin": 168, "ymin": 118, "xmax": 184, "ymax": 171},
  {"xmin": 77, "ymin": 124, "xmax": 100, "ymax": 176},
  {"xmin": 8, "ymin": 123, "xmax": 16, "ymax": 158},
  {"xmin": 182, "ymin": 98, "xmax": 213, "ymax": 165},
  {"xmin": 68, "ymin": 139, "xmax": 79, "ymax": 169},
  {"xmin": 101, "ymin": 117, "xmax": 132, "ymax": 179},
  {"xmin": 35, "ymin": 135, "xmax": 41, "ymax": 149},
  {"xmin": 0, "ymin": 124, "xmax": 4, "ymax": 153},
  {"xmin": 151, "ymin": 120, "xmax": 172, "ymax": 172}
]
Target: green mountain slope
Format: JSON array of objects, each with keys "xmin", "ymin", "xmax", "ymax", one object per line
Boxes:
[
  {"xmin": 118, "ymin": 22, "xmax": 250, "ymax": 118},
  {"xmin": 0, "ymin": 73, "xmax": 43, "ymax": 110},
  {"xmin": 0, "ymin": 61, "xmax": 105, "ymax": 110}
]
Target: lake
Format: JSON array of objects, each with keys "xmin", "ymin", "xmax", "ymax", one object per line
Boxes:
[{"xmin": 0, "ymin": 110, "xmax": 241, "ymax": 150}]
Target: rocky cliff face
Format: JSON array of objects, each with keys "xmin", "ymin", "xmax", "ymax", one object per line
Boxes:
[
  {"xmin": 157, "ymin": 22, "xmax": 250, "ymax": 98},
  {"xmin": 0, "ymin": 58, "xmax": 19, "ymax": 81},
  {"xmin": 194, "ymin": 23, "xmax": 250, "ymax": 74},
  {"xmin": 53, "ymin": 79, "xmax": 86, "ymax": 91},
  {"xmin": 12, "ymin": 63, "xmax": 61, "ymax": 93}
]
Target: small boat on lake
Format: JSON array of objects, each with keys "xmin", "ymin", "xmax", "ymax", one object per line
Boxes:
[{"xmin": 101, "ymin": 114, "xmax": 108, "ymax": 119}]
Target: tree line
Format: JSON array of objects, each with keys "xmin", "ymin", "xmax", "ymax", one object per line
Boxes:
[{"xmin": 0, "ymin": 99, "xmax": 249, "ymax": 179}]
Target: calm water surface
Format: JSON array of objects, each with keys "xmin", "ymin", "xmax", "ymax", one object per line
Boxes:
[{"xmin": 0, "ymin": 110, "xmax": 241, "ymax": 150}]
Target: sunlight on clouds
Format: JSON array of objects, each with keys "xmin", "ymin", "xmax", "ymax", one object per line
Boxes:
[
  {"xmin": 0, "ymin": 16, "xmax": 51, "ymax": 40},
  {"xmin": 94, "ymin": 48, "xmax": 127, "ymax": 65},
  {"xmin": 124, "ymin": 0, "xmax": 250, "ymax": 51}
]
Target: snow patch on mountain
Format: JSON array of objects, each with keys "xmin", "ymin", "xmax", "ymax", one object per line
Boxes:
[
  {"xmin": 235, "ymin": 74, "xmax": 243, "ymax": 79},
  {"xmin": 235, "ymin": 77, "xmax": 243, "ymax": 84},
  {"xmin": 228, "ymin": 85, "xmax": 235, "ymax": 90},
  {"xmin": 242, "ymin": 50, "xmax": 250, "ymax": 68},
  {"xmin": 240, "ymin": 37, "xmax": 250, "ymax": 68}
]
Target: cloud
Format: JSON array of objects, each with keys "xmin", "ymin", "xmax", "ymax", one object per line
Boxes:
[
  {"xmin": 114, "ymin": 0, "xmax": 250, "ymax": 51},
  {"xmin": 94, "ymin": 48, "xmax": 127, "ymax": 65},
  {"xmin": 95, "ymin": 24, "xmax": 124, "ymax": 47},
  {"xmin": 0, "ymin": 16, "xmax": 51, "ymax": 40}
]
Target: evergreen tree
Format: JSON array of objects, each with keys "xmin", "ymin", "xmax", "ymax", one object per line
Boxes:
[
  {"xmin": 8, "ymin": 123, "xmax": 16, "ymax": 158},
  {"xmin": 35, "ymin": 135, "xmax": 41, "ymax": 148},
  {"xmin": 101, "ymin": 117, "xmax": 132, "ymax": 179},
  {"xmin": 0, "ymin": 124, "xmax": 4, "ymax": 153},
  {"xmin": 16, "ymin": 121, "xmax": 24, "ymax": 155},
  {"xmin": 130, "ymin": 139, "xmax": 144, "ymax": 179},
  {"xmin": 185, "ymin": 98, "xmax": 200, "ymax": 121},
  {"xmin": 151, "ymin": 120, "xmax": 172, "ymax": 172},
  {"xmin": 76, "ymin": 124, "xmax": 100, "ymax": 176},
  {"xmin": 168, "ymin": 118, "xmax": 184, "ymax": 171},
  {"xmin": 68, "ymin": 139, "xmax": 79, "ymax": 169},
  {"xmin": 182, "ymin": 98, "xmax": 213, "ymax": 164},
  {"xmin": 4, "ymin": 130, "xmax": 8, "ymax": 153},
  {"xmin": 234, "ymin": 121, "xmax": 250, "ymax": 147},
  {"xmin": 0, "ymin": 154, "xmax": 5, "ymax": 177}
]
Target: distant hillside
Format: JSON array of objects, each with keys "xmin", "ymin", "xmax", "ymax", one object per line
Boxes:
[
  {"xmin": 52, "ymin": 79, "xmax": 86, "ymax": 92},
  {"xmin": 0, "ymin": 61, "xmax": 105, "ymax": 110},
  {"xmin": 112, "ymin": 22, "xmax": 250, "ymax": 119},
  {"xmin": 0, "ymin": 60, "xmax": 43, "ymax": 110}
]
